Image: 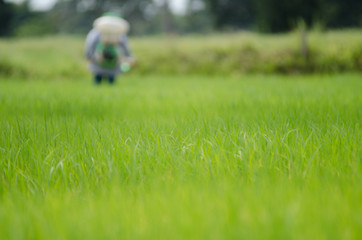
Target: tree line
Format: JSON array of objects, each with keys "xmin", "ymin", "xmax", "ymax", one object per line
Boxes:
[{"xmin": 1, "ymin": 0, "xmax": 361, "ymax": 37}]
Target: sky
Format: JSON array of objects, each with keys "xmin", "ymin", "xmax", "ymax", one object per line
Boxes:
[{"xmin": 6, "ymin": 0, "xmax": 189, "ymax": 14}]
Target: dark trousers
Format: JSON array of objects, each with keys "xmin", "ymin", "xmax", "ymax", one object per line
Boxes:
[{"xmin": 94, "ymin": 74, "xmax": 115, "ymax": 84}]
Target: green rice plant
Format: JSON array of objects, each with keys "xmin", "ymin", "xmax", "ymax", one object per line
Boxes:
[{"xmin": 0, "ymin": 74, "xmax": 361, "ymax": 239}]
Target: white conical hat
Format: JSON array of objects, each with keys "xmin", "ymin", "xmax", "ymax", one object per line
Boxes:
[{"xmin": 93, "ymin": 15, "xmax": 130, "ymax": 35}]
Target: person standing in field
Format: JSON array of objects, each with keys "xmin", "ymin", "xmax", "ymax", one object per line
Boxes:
[{"xmin": 85, "ymin": 12, "xmax": 135, "ymax": 84}]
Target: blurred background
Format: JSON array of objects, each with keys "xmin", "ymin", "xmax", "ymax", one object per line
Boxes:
[
  {"xmin": 1, "ymin": 0, "xmax": 362, "ymax": 36},
  {"xmin": 0, "ymin": 0, "xmax": 362, "ymax": 77}
]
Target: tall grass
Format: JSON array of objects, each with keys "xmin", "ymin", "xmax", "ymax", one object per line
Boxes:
[
  {"xmin": 0, "ymin": 74, "xmax": 361, "ymax": 239},
  {"xmin": 0, "ymin": 30, "xmax": 362, "ymax": 78}
]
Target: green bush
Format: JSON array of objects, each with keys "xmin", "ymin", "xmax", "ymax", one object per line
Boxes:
[{"xmin": 0, "ymin": 58, "xmax": 28, "ymax": 77}]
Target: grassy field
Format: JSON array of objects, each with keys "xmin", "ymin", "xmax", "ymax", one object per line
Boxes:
[
  {"xmin": 1, "ymin": 30, "xmax": 362, "ymax": 77},
  {"xmin": 0, "ymin": 73, "xmax": 361, "ymax": 239}
]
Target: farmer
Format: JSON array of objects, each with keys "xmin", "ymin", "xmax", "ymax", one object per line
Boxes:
[{"xmin": 85, "ymin": 12, "xmax": 135, "ymax": 84}]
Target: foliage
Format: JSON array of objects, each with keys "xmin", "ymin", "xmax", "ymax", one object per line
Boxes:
[
  {"xmin": 0, "ymin": 0, "xmax": 15, "ymax": 36},
  {"xmin": 1, "ymin": 0, "xmax": 362, "ymax": 36},
  {"xmin": 205, "ymin": 0, "xmax": 362, "ymax": 32},
  {"xmin": 205, "ymin": 0, "xmax": 254, "ymax": 29},
  {"xmin": 0, "ymin": 0, "xmax": 56, "ymax": 37}
]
